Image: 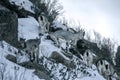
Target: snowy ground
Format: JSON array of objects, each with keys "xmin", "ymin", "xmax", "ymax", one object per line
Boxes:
[
  {"xmin": 18, "ymin": 17, "xmax": 106, "ymax": 80},
  {"xmin": 0, "ymin": 16, "xmax": 106, "ymax": 80},
  {"xmin": 0, "ymin": 41, "xmax": 40, "ymax": 80},
  {"xmin": 0, "ymin": 0, "xmax": 107, "ymax": 79}
]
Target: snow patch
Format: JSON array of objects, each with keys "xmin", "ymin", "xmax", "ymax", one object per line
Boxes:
[{"xmin": 18, "ymin": 17, "xmax": 39, "ymax": 40}]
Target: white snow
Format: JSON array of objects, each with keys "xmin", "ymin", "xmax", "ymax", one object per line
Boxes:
[
  {"xmin": 75, "ymin": 76, "xmax": 105, "ymax": 80},
  {"xmin": 18, "ymin": 17, "xmax": 39, "ymax": 40},
  {"xmin": 0, "ymin": 16, "xmax": 107, "ymax": 80},
  {"xmin": 0, "ymin": 1, "xmax": 108, "ymax": 79}
]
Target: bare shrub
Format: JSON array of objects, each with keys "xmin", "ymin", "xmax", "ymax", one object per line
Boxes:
[{"xmin": 34, "ymin": 0, "xmax": 63, "ymax": 25}]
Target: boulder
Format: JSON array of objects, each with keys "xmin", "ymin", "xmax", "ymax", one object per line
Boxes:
[
  {"xmin": 34, "ymin": 70, "xmax": 52, "ymax": 80},
  {"xmin": 115, "ymin": 46, "xmax": 120, "ymax": 77},
  {"xmin": 77, "ymin": 39, "xmax": 114, "ymax": 65},
  {"xmin": 0, "ymin": 5, "xmax": 18, "ymax": 46},
  {"xmin": 116, "ymin": 46, "xmax": 120, "ymax": 66},
  {"xmin": 49, "ymin": 51, "xmax": 76, "ymax": 69},
  {"xmin": 0, "ymin": 0, "xmax": 34, "ymax": 18}
]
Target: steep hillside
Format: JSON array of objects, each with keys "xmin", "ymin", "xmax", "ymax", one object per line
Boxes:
[
  {"xmin": 0, "ymin": 0, "xmax": 119, "ymax": 80},
  {"xmin": 0, "ymin": 17, "xmax": 105, "ymax": 80}
]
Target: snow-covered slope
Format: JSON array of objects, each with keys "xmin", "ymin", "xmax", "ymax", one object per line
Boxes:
[
  {"xmin": 0, "ymin": 16, "xmax": 106, "ymax": 80},
  {"xmin": 0, "ymin": 41, "xmax": 40, "ymax": 80},
  {"xmin": 0, "ymin": 0, "xmax": 109, "ymax": 80}
]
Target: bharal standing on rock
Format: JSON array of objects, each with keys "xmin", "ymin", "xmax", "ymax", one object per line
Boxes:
[
  {"xmin": 49, "ymin": 29, "xmax": 85, "ymax": 47},
  {"xmin": 82, "ymin": 50, "xmax": 94, "ymax": 68},
  {"xmin": 97, "ymin": 59, "xmax": 115, "ymax": 80},
  {"xmin": 24, "ymin": 38, "xmax": 40, "ymax": 63},
  {"xmin": 38, "ymin": 14, "xmax": 50, "ymax": 34},
  {"xmin": 19, "ymin": 37, "xmax": 41, "ymax": 63}
]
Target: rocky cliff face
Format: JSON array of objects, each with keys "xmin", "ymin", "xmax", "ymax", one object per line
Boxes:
[
  {"xmin": 0, "ymin": 0, "xmax": 34, "ymax": 18},
  {"xmin": 115, "ymin": 46, "xmax": 120, "ymax": 77},
  {"xmin": 0, "ymin": 5, "xmax": 18, "ymax": 46}
]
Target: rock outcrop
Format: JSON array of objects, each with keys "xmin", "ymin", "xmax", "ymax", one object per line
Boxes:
[{"xmin": 0, "ymin": 5, "xmax": 18, "ymax": 46}]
